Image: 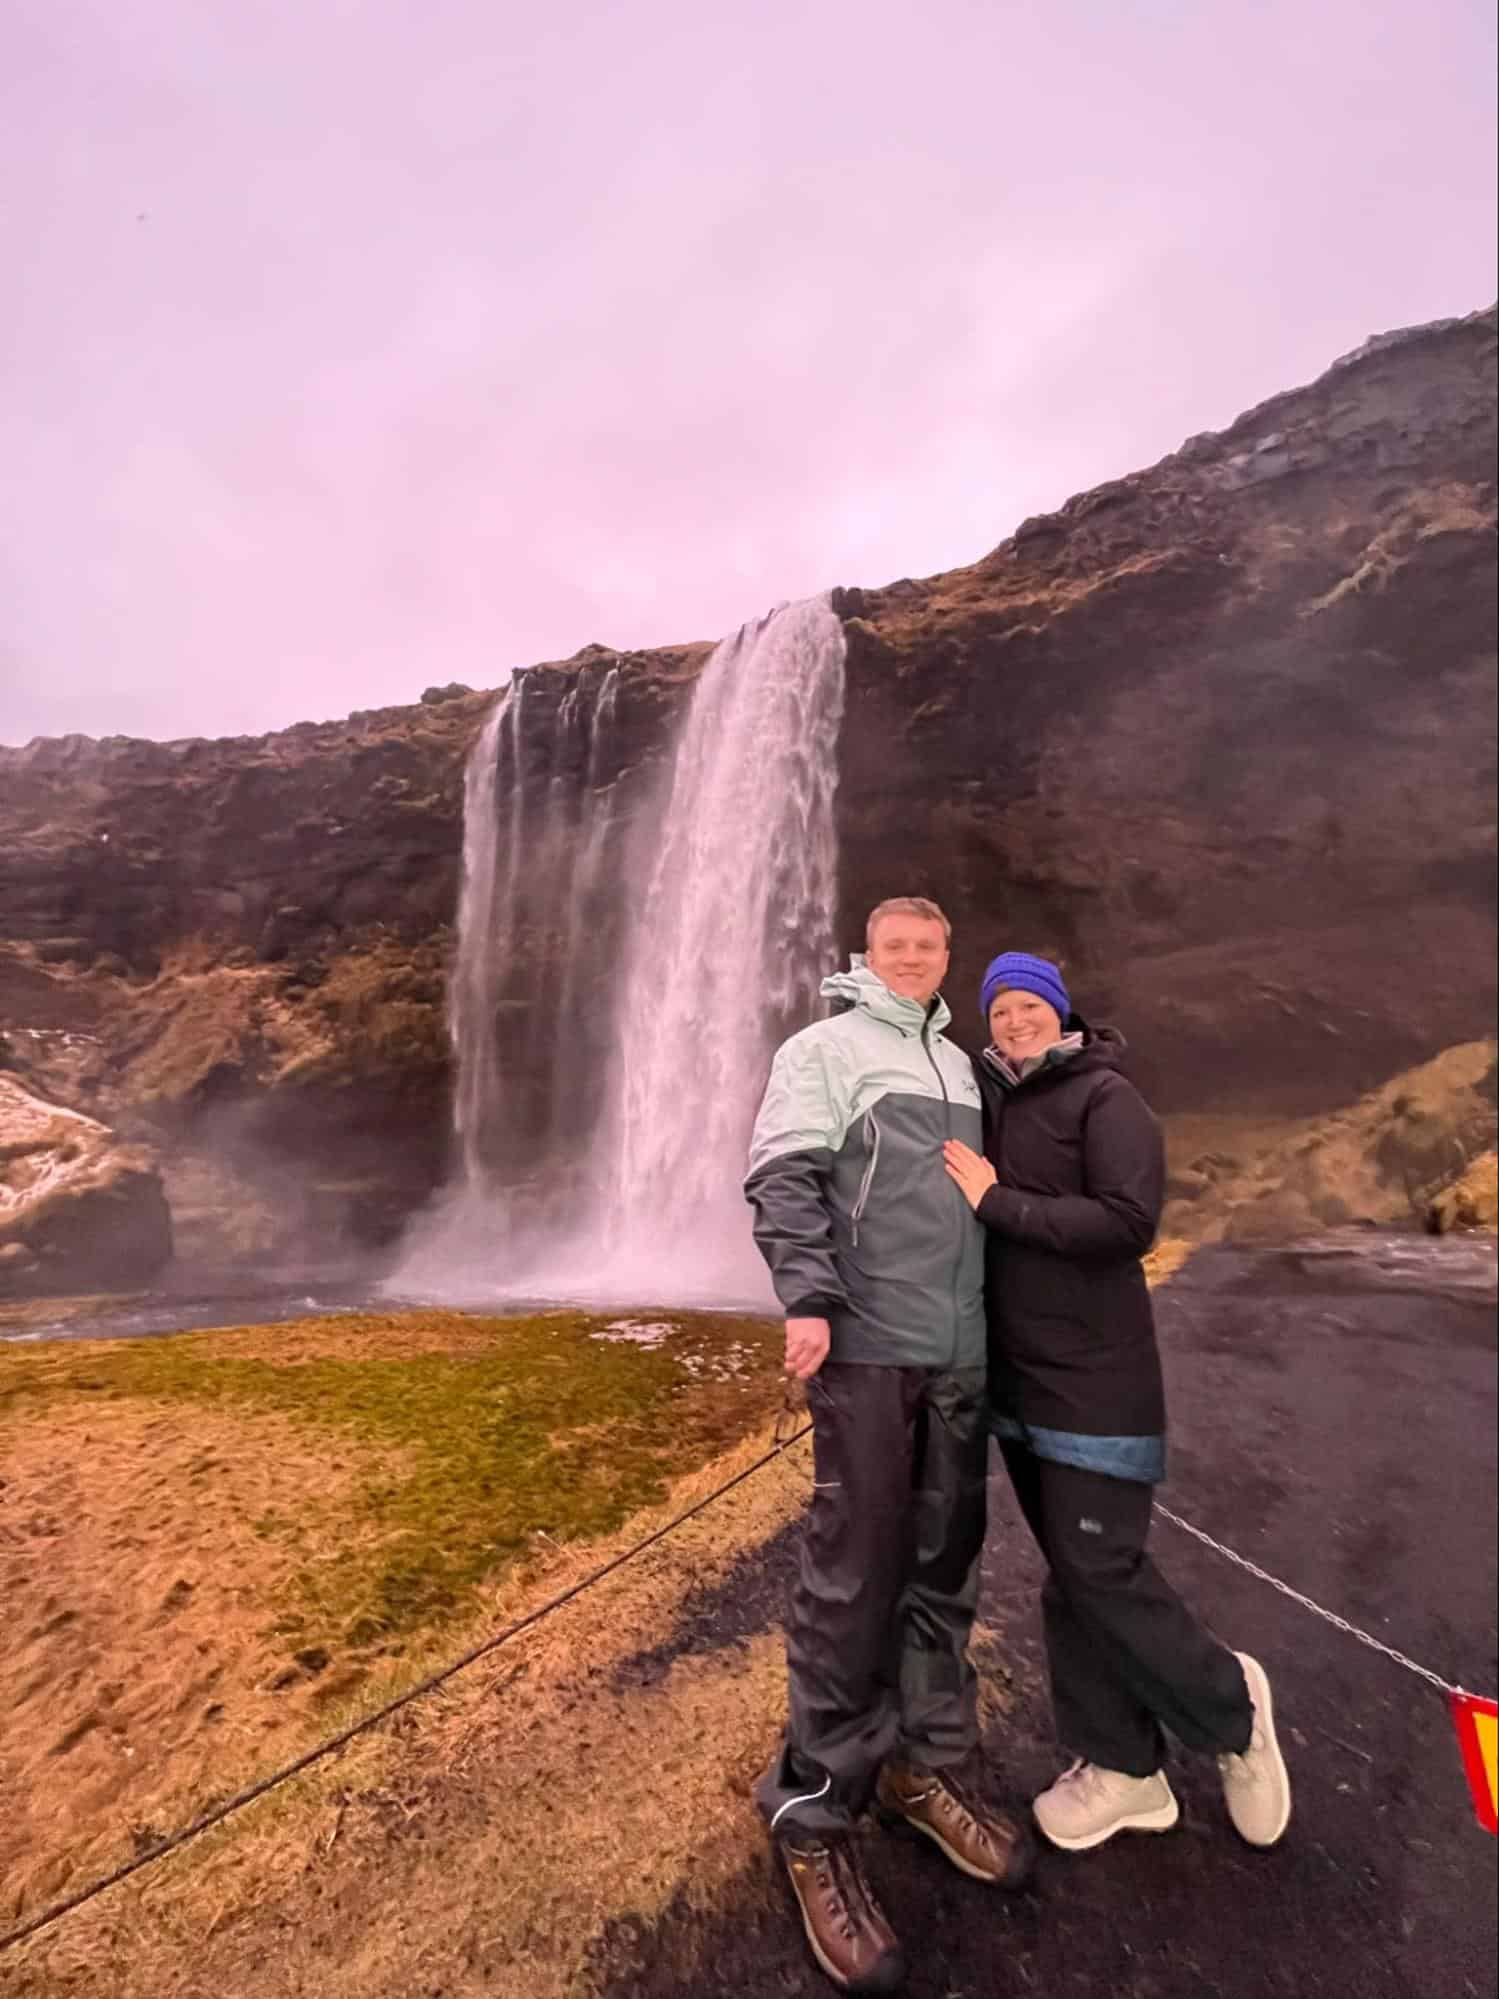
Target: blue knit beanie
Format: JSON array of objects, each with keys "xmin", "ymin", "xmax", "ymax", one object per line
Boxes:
[{"xmin": 980, "ymin": 952, "xmax": 1071, "ymax": 1026}]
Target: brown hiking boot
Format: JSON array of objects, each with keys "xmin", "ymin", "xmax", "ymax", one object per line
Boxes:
[
  {"xmin": 777, "ymin": 1833, "xmax": 906, "ymax": 1994},
  {"xmin": 876, "ymin": 1761, "xmax": 1035, "ymax": 1887}
]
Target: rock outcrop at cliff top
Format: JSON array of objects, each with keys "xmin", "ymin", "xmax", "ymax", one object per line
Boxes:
[{"xmin": 0, "ymin": 305, "xmax": 1493, "ymax": 1269}]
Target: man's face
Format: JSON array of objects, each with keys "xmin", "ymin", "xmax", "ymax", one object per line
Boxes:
[
  {"xmin": 988, "ymin": 987, "xmax": 1064, "ymax": 1063},
  {"xmin": 866, "ymin": 916, "xmax": 950, "ymax": 1006}
]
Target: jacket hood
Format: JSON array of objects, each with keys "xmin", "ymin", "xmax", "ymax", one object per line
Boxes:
[
  {"xmin": 980, "ymin": 1020, "xmax": 1129, "ymax": 1089},
  {"xmin": 821, "ymin": 956, "xmax": 953, "ymax": 1036}
]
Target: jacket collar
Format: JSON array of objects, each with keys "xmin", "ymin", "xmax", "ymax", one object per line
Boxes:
[
  {"xmin": 981, "ymin": 1029, "xmax": 1087, "ymax": 1091},
  {"xmin": 979, "ymin": 1021, "xmax": 1130, "ymax": 1090},
  {"xmin": 821, "ymin": 957, "xmax": 952, "ymax": 1036}
]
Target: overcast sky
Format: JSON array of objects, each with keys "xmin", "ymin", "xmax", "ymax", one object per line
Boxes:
[{"xmin": 2, "ymin": 0, "xmax": 1495, "ymax": 746}]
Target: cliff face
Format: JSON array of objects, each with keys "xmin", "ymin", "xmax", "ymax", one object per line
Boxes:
[
  {"xmin": 0, "ymin": 308, "xmax": 1493, "ymax": 1279},
  {"xmin": 833, "ymin": 308, "xmax": 1497, "ymax": 1113},
  {"xmin": 0, "ymin": 650, "xmax": 707, "ymax": 1265},
  {"xmin": 0, "ymin": 655, "xmax": 699, "ymax": 973}
]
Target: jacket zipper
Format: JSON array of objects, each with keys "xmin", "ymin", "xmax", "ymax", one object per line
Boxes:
[
  {"xmin": 921, "ymin": 1021, "xmax": 965, "ymax": 1367},
  {"xmin": 850, "ymin": 1111, "xmax": 881, "ymax": 1246}
]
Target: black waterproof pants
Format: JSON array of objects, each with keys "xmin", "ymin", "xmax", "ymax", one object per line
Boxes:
[
  {"xmin": 1001, "ymin": 1444, "xmax": 1253, "ymax": 1777},
  {"xmin": 756, "ymin": 1362, "xmax": 989, "ymax": 1838}
]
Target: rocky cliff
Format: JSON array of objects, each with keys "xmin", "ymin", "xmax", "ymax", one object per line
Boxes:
[
  {"xmin": 0, "ymin": 1072, "xmax": 171, "ymax": 1294},
  {"xmin": 834, "ymin": 307, "xmax": 1497, "ymax": 1114},
  {"xmin": 0, "ymin": 647, "xmax": 709, "ymax": 1270},
  {"xmin": 0, "ymin": 307, "xmax": 1493, "ymax": 1283}
]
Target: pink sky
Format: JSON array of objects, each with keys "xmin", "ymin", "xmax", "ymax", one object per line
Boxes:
[{"xmin": 3, "ymin": 0, "xmax": 1495, "ymax": 745}]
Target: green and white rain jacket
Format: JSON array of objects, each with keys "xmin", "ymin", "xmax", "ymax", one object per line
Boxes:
[{"xmin": 743, "ymin": 961, "xmax": 986, "ymax": 1369}]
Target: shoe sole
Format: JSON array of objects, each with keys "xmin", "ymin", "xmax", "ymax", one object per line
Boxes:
[
  {"xmin": 1033, "ymin": 1785, "xmax": 1181, "ymax": 1852},
  {"xmin": 877, "ymin": 1806, "xmax": 1036, "ymax": 1888},
  {"xmin": 1228, "ymin": 1653, "xmax": 1293, "ymax": 1848}
]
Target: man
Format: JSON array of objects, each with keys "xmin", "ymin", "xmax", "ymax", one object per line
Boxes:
[{"xmin": 744, "ymin": 897, "xmax": 1033, "ymax": 1996}]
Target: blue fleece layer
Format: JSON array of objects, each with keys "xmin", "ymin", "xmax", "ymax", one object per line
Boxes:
[{"xmin": 992, "ymin": 1414, "xmax": 1166, "ymax": 1484}]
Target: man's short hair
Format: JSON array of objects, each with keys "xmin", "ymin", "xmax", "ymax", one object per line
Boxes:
[{"xmin": 865, "ymin": 896, "xmax": 952, "ymax": 946}]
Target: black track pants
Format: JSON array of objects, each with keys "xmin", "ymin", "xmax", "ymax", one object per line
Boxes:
[
  {"xmin": 755, "ymin": 1362, "xmax": 989, "ymax": 1838},
  {"xmin": 1001, "ymin": 1443, "xmax": 1252, "ymax": 1778}
]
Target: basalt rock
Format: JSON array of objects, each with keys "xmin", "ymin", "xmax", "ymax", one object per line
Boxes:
[
  {"xmin": 0, "ymin": 308, "xmax": 1493, "ymax": 1281},
  {"xmin": 0, "ymin": 640, "xmax": 709, "ymax": 978},
  {"xmin": 0, "ymin": 1074, "xmax": 172, "ymax": 1294},
  {"xmin": 831, "ymin": 304, "xmax": 1497, "ymax": 1116}
]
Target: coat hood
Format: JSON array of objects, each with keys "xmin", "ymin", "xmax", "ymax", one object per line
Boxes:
[{"xmin": 821, "ymin": 956, "xmax": 953, "ymax": 1036}]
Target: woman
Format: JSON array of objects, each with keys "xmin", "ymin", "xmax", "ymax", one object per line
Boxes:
[{"xmin": 942, "ymin": 951, "xmax": 1292, "ymax": 1853}]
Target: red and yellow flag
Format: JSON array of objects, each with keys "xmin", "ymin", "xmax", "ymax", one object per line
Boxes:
[{"xmin": 1450, "ymin": 1692, "xmax": 1498, "ymax": 1836}]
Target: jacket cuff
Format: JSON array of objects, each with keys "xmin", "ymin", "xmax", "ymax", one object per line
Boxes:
[
  {"xmin": 977, "ymin": 1185, "xmax": 1027, "ymax": 1234},
  {"xmin": 786, "ymin": 1296, "xmax": 840, "ymax": 1319}
]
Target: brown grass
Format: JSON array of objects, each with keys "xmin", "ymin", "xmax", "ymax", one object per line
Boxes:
[
  {"xmin": 111, "ymin": 956, "xmax": 282, "ymax": 1110},
  {"xmin": 0, "ymin": 1256, "xmax": 1214, "ymax": 1996},
  {"xmin": 1428, "ymin": 1150, "xmax": 1499, "ymax": 1234},
  {"xmin": 1161, "ymin": 1038, "xmax": 1498, "ymax": 1242},
  {"xmin": 1302, "ymin": 482, "xmax": 1496, "ymax": 616},
  {"xmin": 1, "ymin": 1401, "xmax": 385, "ymax": 1915},
  {"xmin": 2, "ymin": 1424, "xmax": 817, "ymax": 1998},
  {"xmin": 0, "ymin": 1305, "xmax": 785, "ymax": 1946}
]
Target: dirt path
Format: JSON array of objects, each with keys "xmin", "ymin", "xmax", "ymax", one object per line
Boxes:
[
  {"xmin": 592, "ymin": 1236, "xmax": 1499, "ymax": 1999},
  {"xmin": 3, "ymin": 1235, "xmax": 1494, "ymax": 1999}
]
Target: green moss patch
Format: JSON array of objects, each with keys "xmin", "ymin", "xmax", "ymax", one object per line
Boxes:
[{"xmin": 0, "ymin": 1308, "xmax": 783, "ymax": 1652}]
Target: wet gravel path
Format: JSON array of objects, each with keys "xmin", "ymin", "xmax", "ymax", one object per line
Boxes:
[{"xmin": 590, "ymin": 1236, "xmax": 1498, "ymax": 1999}]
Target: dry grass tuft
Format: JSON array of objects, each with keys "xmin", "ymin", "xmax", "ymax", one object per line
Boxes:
[
  {"xmin": 0, "ymin": 1305, "xmax": 783, "ymax": 1935},
  {"xmin": 3, "ymin": 1425, "xmax": 815, "ymax": 1998},
  {"xmin": 1426, "ymin": 1149, "xmax": 1498, "ymax": 1234},
  {"xmin": 2, "ymin": 1254, "xmax": 1195, "ymax": 1995},
  {"xmin": 1162, "ymin": 1038, "xmax": 1498, "ymax": 1242},
  {"xmin": 1303, "ymin": 482, "xmax": 1496, "ymax": 617}
]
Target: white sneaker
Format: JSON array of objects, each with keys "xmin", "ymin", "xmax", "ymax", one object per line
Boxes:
[
  {"xmin": 1033, "ymin": 1759, "xmax": 1180, "ymax": 1851},
  {"xmin": 1219, "ymin": 1651, "xmax": 1292, "ymax": 1847}
]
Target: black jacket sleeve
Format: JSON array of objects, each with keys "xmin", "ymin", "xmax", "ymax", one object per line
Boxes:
[{"xmin": 975, "ymin": 1073, "xmax": 1163, "ymax": 1257}]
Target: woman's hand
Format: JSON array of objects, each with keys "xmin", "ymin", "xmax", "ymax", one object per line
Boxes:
[{"xmin": 944, "ymin": 1139, "xmax": 997, "ymax": 1210}]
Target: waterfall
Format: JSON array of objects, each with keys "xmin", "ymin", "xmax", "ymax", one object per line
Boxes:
[
  {"xmin": 389, "ymin": 594, "xmax": 845, "ymax": 1305},
  {"xmin": 391, "ymin": 658, "xmax": 624, "ymax": 1288},
  {"xmin": 546, "ymin": 666, "xmax": 619, "ymax": 1117},
  {"xmin": 448, "ymin": 687, "xmax": 513, "ymax": 1195},
  {"xmin": 584, "ymin": 596, "xmax": 846, "ymax": 1297}
]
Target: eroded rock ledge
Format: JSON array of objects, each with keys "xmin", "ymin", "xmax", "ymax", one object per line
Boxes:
[{"xmin": 0, "ymin": 1073, "xmax": 171, "ymax": 1294}]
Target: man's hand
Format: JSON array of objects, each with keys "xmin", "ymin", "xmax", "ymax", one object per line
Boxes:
[
  {"xmin": 943, "ymin": 1138, "xmax": 997, "ymax": 1210},
  {"xmin": 784, "ymin": 1316, "xmax": 831, "ymax": 1381}
]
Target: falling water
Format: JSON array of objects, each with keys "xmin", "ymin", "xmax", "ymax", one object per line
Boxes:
[
  {"xmin": 546, "ymin": 666, "xmax": 619, "ymax": 1114},
  {"xmin": 391, "ymin": 595, "xmax": 845, "ymax": 1304},
  {"xmin": 448, "ymin": 688, "xmax": 513, "ymax": 1194},
  {"xmin": 583, "ymin": 596, "xmax": 846, "ymax": 1296},
  {"xmin": 392, "ymin": 658, "xmax": 625, "ymax": 1289}
]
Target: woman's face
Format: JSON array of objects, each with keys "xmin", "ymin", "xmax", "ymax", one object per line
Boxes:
[{"xmin": 988, "ymin": 987, "xmax": 1064, "ymax": 1063}]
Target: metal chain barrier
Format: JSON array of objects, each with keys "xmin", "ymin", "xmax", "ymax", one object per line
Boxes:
[
  {"xmin": 2, "ymin": 1413, "xmax": 1477, "ymax": 1956},
  {"xmin": 1153, "ymin": 1502, "xmax": 1469, "ymax": 1698},
  {"xmin": 0, "ymin": 1417, "xmax": 815, "ymax": 1958}
]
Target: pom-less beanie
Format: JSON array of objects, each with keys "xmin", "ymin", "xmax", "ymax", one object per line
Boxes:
[{"xmin": 979, "ymin": 952, "xmax": 1072, "ymax": 1026}]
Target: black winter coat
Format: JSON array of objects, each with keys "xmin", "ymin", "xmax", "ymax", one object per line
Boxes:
[{"xmin": 973, "ymin": 1025, "xmax": 1167, "ymax": 1441}]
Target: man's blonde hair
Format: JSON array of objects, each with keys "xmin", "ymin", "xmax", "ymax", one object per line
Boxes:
[{"xmin": 865, "ymin": 896, "xmax": 952, "ymax": 946}]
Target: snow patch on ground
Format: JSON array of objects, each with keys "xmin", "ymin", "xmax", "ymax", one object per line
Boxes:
[
  {"xmin": 586, "ymin": 1320, "xmax": 760, "ymax": 1382},
  {"xmin": 591, "ymin": 1318, "xmax": 678, "ymax": 1348}
]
